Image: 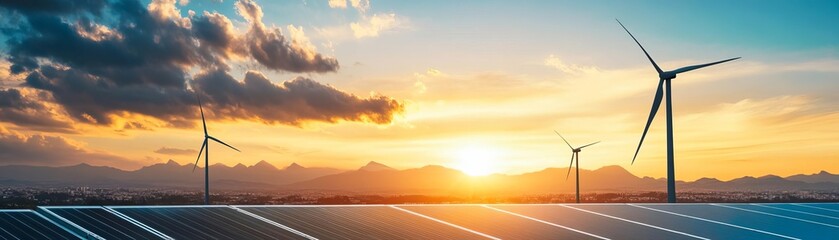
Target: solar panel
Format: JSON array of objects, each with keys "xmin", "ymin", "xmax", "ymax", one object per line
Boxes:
[
  {"xmin": 770, "ymin": 203, "xmax": 839, "ymax": 217},
  {"xmin": 801, "ymin": 203, "xmax": 839, "ymax": 211},
  {"xmin": 397, "ymin": 205, "xmax": 605, "ymax": 239},
  {"xmin": 644, "ymin": 204, "xmax": 837, "ymax": 239},
  {"xmin": 110, "ymin": 206, "xmax": 308, "ymax": 240},
  {"xmin": 569, "ymin": 204, "xmax": 787, "ymax": 239},
  {"xmin": 41, "ymin": 206, "xmax": 165, "ymax": 240},
  {"xmin": 236, "ymin": 205, "xmax": 487, "ymax": 240},
  {"xmin": 0, "ymin": 210, "xmax": 81, "ymax": 240},
  {"xmin": 1, "ymin": 203, "xmax": 836, "ymax": 239},
  {"xmin": 724, "ymin": 204, "xmax": 839, "ymax": 226},
  {"xmin": 488, "ymin": 204, "xmax": 708, "ymax": 240}
]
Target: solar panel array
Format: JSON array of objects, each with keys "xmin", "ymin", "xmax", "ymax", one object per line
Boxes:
[{"xmin": 0, "ymin": 203, "xmax": 836, "ymax": 239}]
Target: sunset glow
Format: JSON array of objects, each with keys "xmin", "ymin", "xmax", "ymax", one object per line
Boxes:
[
  {"xmin": 0, "ymin": 0, "xmax": 835, "ymax": 182},
  {"xmin": 454, "ymin": 144, "xmax": 503, "ymax": 176}
]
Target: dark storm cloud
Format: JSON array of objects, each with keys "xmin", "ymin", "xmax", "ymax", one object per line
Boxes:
[
  {"xmin": 0, "ymin": 0, "xmax": 398, "ymax": 130},
  {"xmin": 24, "ymin": 65, "xmax": 195, "ymax": 125},
  {"xmin": 0, "ymin": 0, "xmax": 106, "ymax": 15},
  {"xmin": 194, "ymin": 70, "xmax": 404, "ymax": 125},
  {"xmin": 0, "ymin": 88, "xmax": 75, "ymax": 132},
  {"xmin": 0, "ymin": 127, "xmax": 136, "ymax": 167},
  {"xmin": 235, "ymin": 0, "xmax": 340, "ymax": 73}
]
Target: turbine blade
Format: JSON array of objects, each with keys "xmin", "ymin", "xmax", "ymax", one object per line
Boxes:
[
  {"xmin": 671, "ymin": 57, "xmax": 741, "ymax": 74},
  {"xmin": 579, "ymin": 141, "xmax": 601, "ymax": 149},
  {"xmin": 208, "ymin": 136, "xmax": 241, "ymax": 152},
  {"xmin": 192, "ymin": 139, "xmax": 207, "ymax": 172},
  {"xmin": 566, "ymin": 153, "xmax": 575, "ymax": 181},
  {"xmin": 196, "ymin": 94, "xmax": 208, "ymax": 136},
  {"xmin": 554, "ymin": 130, "xmax": 575, "ymax": 150},
  {"xmin": 616, "ymin": 19, "xmax": 663, "ymax": 74},
  {"xmin": 632, "ymin": 79, "xmax": 665, "ymax": 164}
]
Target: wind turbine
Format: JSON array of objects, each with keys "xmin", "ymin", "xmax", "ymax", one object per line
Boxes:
[
  {"xmin": 554, "ymin": 131, "xmax": 600, "ymax": 204},
  {"xmin": 192, "ymin": 94, "xmax": 240, "ymax": 205},
  {"xmin": 617, "ymin": 20, "xmax": 739, "ymax": 203}
]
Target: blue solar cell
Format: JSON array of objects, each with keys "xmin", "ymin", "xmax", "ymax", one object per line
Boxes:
[
  {"xmin": 572, "ymin": 204, "xmax": 791, "ymax": 240},
  {"xmin": 724, "ymin": 204, "xmax": 839, "ymax": 226},
  {"xmin": 2, "ymin": 204, "xmax": 837, "ymax": 239},
  {"xmin": 111, "ymin": 206, "xmax": 308, "ymax": 240},
  {"xmin": 238, "ymin": 206, "xmax": 487, "ymax": 240},
  {"xmin": 44, "ymin": 207, "xmax": 164, "ymax": 240},
  {"xmin": 0, "ymin": 210, "xmax": 80, "ymax": 240},
  {"xmin": 399, "ymin": 205, "xmax": 607, "ymax": 240},
  {"xmin": 646, "ymin": 204, "xmax": 839, "ymax": 240},
  {"xmin": 487, "ymin": 204, "xmax": 697, "ymax": 240},
  {"xmin": 771, "ymin": 203, "xmax": 839, "ymax": 217},
  {"xmin": 802, "ymin": 203, "xmax": 839, "ymax": 212}
]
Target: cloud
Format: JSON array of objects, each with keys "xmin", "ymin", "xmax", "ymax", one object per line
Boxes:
[
  {"xmin": 0, "ymin": 127, "xmax": 139, "ymax": 168},
  {"xmin": 154, "ymin": 147, "xmax": 198, "ymax": 155},
  {"xmin": 0, "ymin": 0, "xmax": 107, "ymax": 15},
  {"xmin": 327, "ymin": 0, "xmax": 347, "ymax": 9},
  {"xmin": 236, "ymin": 0, "xmax": 339, "ymax": 72},
  {"xmin": 351, "ymin": 13, "xmax": 400, "ymax": 39},
  {"xmin": 0, "ymin": 88, "xmax": 76, "ymax": 132},
  {"xmin": 0, "ymin": 0, "xmax": 400, "ymax": 130},
  {"xmin": 193, "ymin": 70, "xmax": 405, "ymax": 125},
  {"xmin": 544, "ymin": 54, "xmax": 599, "ymax": 74},
  {"xmin": 319, "ymin": 0, "xmax": 405, "ymax": 40},
  {"xmin": 349, "ymin": 0, "xmax": 370, "ymax": 13}
]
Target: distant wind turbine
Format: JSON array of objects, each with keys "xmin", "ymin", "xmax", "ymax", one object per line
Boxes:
[
  {"xmin": 192, "ymin": 94, "xmax": 240, "ymax": 205},
  {"xmin": 617, "ymin": 19, "xmax": 739, "ymax": 203},
  {"xmin": 554, "ymin": 130, "xmax": 600, "ymax": 204}
]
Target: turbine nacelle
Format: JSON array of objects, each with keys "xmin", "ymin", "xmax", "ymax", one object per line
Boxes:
[{"xmin": 659, "ymin": 72, "xmax": 677, "ymax": 80}]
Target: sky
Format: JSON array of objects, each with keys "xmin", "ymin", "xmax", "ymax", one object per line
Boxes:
[{"xmin": 0, "ymin": 0, "xmax": 837, "ymax": 181}]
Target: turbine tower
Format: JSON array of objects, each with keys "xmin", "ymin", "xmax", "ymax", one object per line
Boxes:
[
  {"xmin": 555, "ymin": 131, "xmax": 600, "ymax": 204},
  {"xmin": 617, "ymin": 20, "xmax": 739, "ymax": 203},
  {"xmin": 192, "ymin": 95, "xmax": 240, "ymax": 205}
]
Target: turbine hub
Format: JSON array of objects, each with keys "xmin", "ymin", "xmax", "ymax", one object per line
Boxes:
[
  {"xmin": 659, "ymin": 71, "xmax": 677, "ymax": 79},
  {"xmin": 573, "ymin": 149, "xmax": 581, "ymax": 153}
]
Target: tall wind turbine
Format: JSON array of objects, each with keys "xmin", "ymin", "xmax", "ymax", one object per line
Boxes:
[
  {"xmin": 192, "ymin": 95, "xmax": 240, "ymax": 205},
  {"xmin": 554, "ymin": 131, "xmax": 600, "ymax": 204},
  {"xmin": 617, "ymin": 20, "xmax": 739, "ymax": 203}
]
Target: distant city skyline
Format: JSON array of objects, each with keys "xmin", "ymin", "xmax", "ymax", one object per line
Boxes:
[{"xmin": 0, "ymin": 0, "xmax": 837, "ymax": 182}]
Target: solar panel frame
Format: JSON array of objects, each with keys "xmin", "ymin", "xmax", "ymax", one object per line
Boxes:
[
  {"xmin": 41, "ymin": 206, "xmax": 166, "ymax": 240},
  {"xmin": 0, "ymin": 209, "xmax": 83, "ymax": 240},
  {"xmin": 108, "ymin": 205, "xmax": 310, "ymax": 240}
]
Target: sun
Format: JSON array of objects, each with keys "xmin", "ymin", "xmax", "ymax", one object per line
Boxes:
[{"xmin": 454, "ymin": 145, "xmax": 501, "ymax": 176}]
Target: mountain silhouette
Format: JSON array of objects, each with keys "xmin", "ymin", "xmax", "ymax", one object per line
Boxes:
[
  {"xmin": 0, "ymin": 161, "xmax": 835, "ymax": 195},
  {"xmin": 0, "ymin": 160, "xmax": 342, "ymax": 189},
  {"xmin": 358, "ymin": 161, "xmax": 396, "ymax": 172}
]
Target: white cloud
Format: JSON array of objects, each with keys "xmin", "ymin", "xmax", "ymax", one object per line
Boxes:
[
  {"xmin": 286, "ymin": 24, "xmax": 320, "ymax": 61},
  {"xmin": 319, "ymin": 0, "xmax": 406, "ymax": 40},
  {"xmin": 351, "ymin": 13, "xmax": 400, "ymax": 39},
  {"xmin": 349, "ymin": 0, "xmax": 370, "ymax": 13},
  {"xmin": 544, "ymin": 54, "xmax": 599, "ymax": 74},
  {"xmin": 328, "ymin": 0, "xmax": 347, "ymax": 9}
]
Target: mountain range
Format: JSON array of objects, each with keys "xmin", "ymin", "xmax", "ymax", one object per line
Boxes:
[{"xmin": 0, "ymin": 160, "xmax": 836, "ymax": 196}]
